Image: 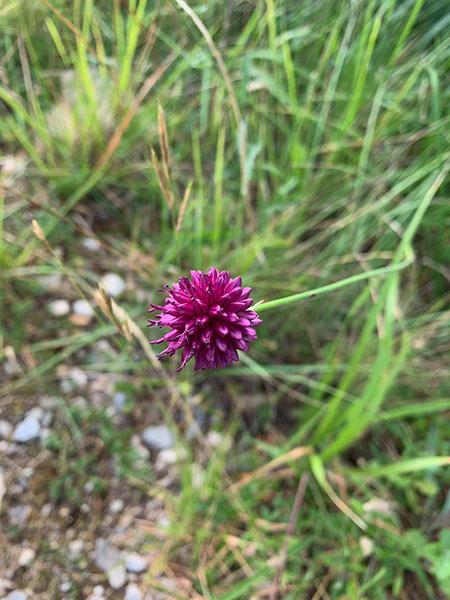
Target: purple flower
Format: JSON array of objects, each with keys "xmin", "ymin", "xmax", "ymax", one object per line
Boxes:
[{"xmin": 148, "ymin": 268, "xmax": 262, "ymax": 371}]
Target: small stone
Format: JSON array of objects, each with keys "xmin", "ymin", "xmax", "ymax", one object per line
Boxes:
[
  {"xmin": 69, "ymin": 368, "xmax": 88, "ymax": 388},
  {"xmin": 27, "ymin": 407, "xmax": 44, "ymax": 422},
  {"xmin": 0, "ymin": 579, "xmax": 13, "ymax": 593},
  {"xmin": 82, "ymin": 237, "xmax": 101, "ymax": 251},
  {"xmin": 207, "ymin": 430, "xmax": 223, "ymax": 447},
  {"xmin": 107, "ymin": 563, "xmax": 127, "ymax": 589},
  {"xmin": 94, "ymin": 539, "xmax": 120, "ymax": 572},
  {"xmin": 48, "ymin": 299, "xmax": 70, "ymax": 317},
  {"xmin": 7, "ymin": 591, "xmax": 28, "ymax": 600},
  {"xmin": 155, "ymin": 447, "xmax": 186, "ymax": 471},
  {"xmin": 60, "ymin": 582, "xmax": 71, "ymax": 593},
  {"xmin": 100, "ymin": 273, "xmax": 125, "ymax": 298},
  {"xmin": 359, "ymin": 536, "xmax": 374, "ymax": 557},
  {"xmin": 0, "ymin": 440, "xmax": 10, "ymax": 454},
  {"xmin": 363, "ymin": 498, "xmax": 392, "ymax": 516},
  {"xmin": 0, "ymin": 420, "xmax": 13, "ymax": 439},
  {"xmin": 125, "ymin": 583, "xmax": 143, "ymax": 600},
  {"xmin": 41, "ymin": 504, "xmax": 52, "ymax": 518},
  {"xmin": 93, "ymin": 585, "xmax": 105, "ymax": 596},
  {"xmin": 109, "ymin": 499, "xmax": 124, "ymax": 514},
  {"xmin": 84, "ymin": 480, "xmax": 95, "ymax": 493},
  {"xmin": 60, "ymin": 380, "xmax": 74, "ymax": 394},
  {"xmin": 73, "ymin": 299, "xmax": 94, "ymax": 318},
  {"xmin": 158, "ymin": 514, "xmax": 170, "ymax": 528},
  {"xmin": 124, "ymin": 554, "xmax": 148, "ymax": 574},
  {"xmin": 18, "ymin": 548, "xmax": 35, "ymax": 567},
  {"xmin": 13, "ymin": 417, "xmax": 40, "ymax": 443},
  {"xmin": 140, "ymin": 426, "xmax": 174, "ymax": 451},
  {"xmin": 68, "ymin": 539, "xmax": 84, "ymax": 558},
  {"xmin": 113, "ymin": 392, "xmax": 127, "ymax": 412},
  {"xmin": 41, "ymin": 411, "xmax": 53, "ymax": 427}
]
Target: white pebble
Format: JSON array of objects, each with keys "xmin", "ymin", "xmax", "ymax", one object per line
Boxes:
[
  {"xmin": 72, "ymin": 299, "xmax": 94, "ymax": 317},
  {"xmin": 94, "ymin": 539, "xmax": 120, "ymax": 571},
  {"xmin": 100, "ymin": 273, "xmax": 125, "ymax": 298},
  {"xmin": 206, "ymin": 431, "xmax": 223, "ymax": 447},
  {"xmin": 60, "ymin": 380, "xmax": 73, "ymax": 394},
  {"xmin": 60, "ymin": 582, "xmax": 71, "ymax": 593},
  {"xmin": 69, "ymin": 368, "xmax": 88, "ymax": 388},
  {"xmin": 113, "ymin": 392, "xmax": 126, "ymax": 412},
  {"xmin": 107, "ymin": 563, "xmax": 127, "ymax": 589},
  {"xmin": 359, "ymin": 536, "xmax": 374, "ymax": 557},
  {"xmin": 125, "ymin": 583, "xmax": 143, "ymax": 600},
  {"xmin": 13, "ymin": 417, "xmax": 40, "ymax": 443},
  {"xmin": 7, "ymin": 592, "xmax": 28, "ymax": 600},
  {"xmin": 155, "ymin": 447, "xmax": 186, "ymax": 471},
  {"xmin": 140, "ymin": 426, "xmax": 174, "ymax": 451},
  {"xmin": 363, "ymin": 498, "xmax": 392, "ymax": 515},
  {"xmin": 124, "ymin": 554, "xmax": 148, "ymax": 574},
  {"xmin": 90, "ymin": 584, "xmax": 105, "ymax": 598},
  {"xmin": 0, "ymin": 420, "xmax": 13, "ymax": 439},
  {"xmin": 27, "ymin": 407, "xmax": 44, "ymax": 422},
  {"xmin": 41, "ymin": 411, "xmax": 53, "ymax": 427},
  {"xmin": 68, "ymin": 539, "xmax": 84, "ymax": 558},
  {"xmin": 18, "ymin": 548, "xmax": 35, "ymax": 567},
  {"xmin": 82, "ymin": 237, "xmax": 101, "ymax": 251},
  {"xmin": 0, "ymin": 579, "xmax": 13, "ymax": 593},
  {"xmin": 109, "ymin": 499, "xmax": 124, "ymax": 514},
  {"xmin": 48, "ymin": 299, "xmax": 70, "ymax": 317}
]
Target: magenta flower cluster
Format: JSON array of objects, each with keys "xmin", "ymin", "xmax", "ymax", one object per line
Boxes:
[{"xmin": 148, "ymin": 268, "xmax": 262, "ymax": 371}]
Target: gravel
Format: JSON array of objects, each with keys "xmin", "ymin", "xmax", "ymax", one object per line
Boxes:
[
  {"xmin": 72, "ymin": 299, "xmax": 94, "ymax": 318},
  {"xmin": 13, "ymin": 418, "xmax": 40, "ymax": 443},
  {"xmin": 48, "ymin": 299, "xmax": 70, "ymax": 317},
  {"xmin": 140, "ymin": 426, "xmax": 174, "ymax": 451},
  {"xmin": 124, "ymin": 554, "xmax": 148, "ymax": 574},
  {"xmin": 93, "ymin": 539, "xmax": 120, "ymax": 572},
  {"xmin": 125, "ymin": 583, "xmax": 143, "ymax": 600},
  {"xmin": 0, "ymin": 420, "xmax": 12, "ymax": 439},
  {"xmin": 100, "ymin": 273, "xmax": 126, "ymax": 298},
  {"xmin": 107, "ymin": 563, "xmax": 127, "ymax": 590},
  {"xmin": 69, "ymin": 367, "xmax": 88, "ymax": 388},
  {"xmin": 68, "ymin": 539, "xmax": 84, "ymax": 558},
  {"xmin": 109, "ymin": 498, "xmax": 124, "ymax": 514},
  {"xmin": 6, "ymin": 591, "xmax": 28, "ymax": 600},
  {"xmin": 113, "ymin": 392, "xmax": 127, "ymax": 412},
  {"xmin": 82, "ymin": 237, "xmax": 101, "ymax": 251},
  {"xmin": 18, "ymin": 548, "xmax": 35, "ymax": 567}
]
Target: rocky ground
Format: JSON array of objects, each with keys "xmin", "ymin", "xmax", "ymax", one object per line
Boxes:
[{"xmin": 0, "ymin": 356, "xmax": 221, "ymax": 599}]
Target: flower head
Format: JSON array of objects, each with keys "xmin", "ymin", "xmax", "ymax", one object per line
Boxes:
[{"xmin": 148, "ymin": 268, "xmax": 262, "ymax": 371}]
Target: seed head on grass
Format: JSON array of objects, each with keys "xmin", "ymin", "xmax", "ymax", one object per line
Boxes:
[{"xmin": 148, "ymin": 267, "xmax": 262, "ymax": 371}]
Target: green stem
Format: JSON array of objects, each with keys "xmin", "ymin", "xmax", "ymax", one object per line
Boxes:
[{"xmin": 257, "ymin": 247, "xmax": 414, "ymax": 313}]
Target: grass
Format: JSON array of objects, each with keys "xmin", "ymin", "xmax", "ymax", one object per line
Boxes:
[{"xmin": 1, "ymin": 0, "xmax": 450, "ymax": 597}]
